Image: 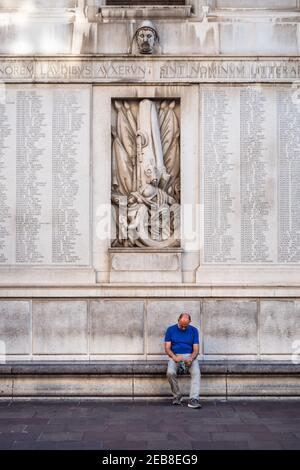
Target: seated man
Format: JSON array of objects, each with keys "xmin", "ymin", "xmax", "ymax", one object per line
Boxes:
[{"xmin": 164, "ymin": 313, "xmax": 202, "ymax": 408}]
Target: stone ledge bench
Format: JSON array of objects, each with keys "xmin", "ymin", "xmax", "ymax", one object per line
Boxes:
[{"xmin": 0, "ymin": 361, "xmax": 299, "ymax": 399}]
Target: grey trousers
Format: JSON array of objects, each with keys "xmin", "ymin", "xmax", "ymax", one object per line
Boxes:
[{"xmin": 166, "ymin": 354, "xmax": 201, "ymax": 400}]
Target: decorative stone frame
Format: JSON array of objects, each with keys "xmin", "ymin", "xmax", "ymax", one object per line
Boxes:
[{"xmin": 93, "ymin": 84, "xmax": 200, "ymax": 283}]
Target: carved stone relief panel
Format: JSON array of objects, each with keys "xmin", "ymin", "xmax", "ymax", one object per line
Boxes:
[{"xmin": 111, "ymin": 98, "xmax": 180, "ymax": 248}]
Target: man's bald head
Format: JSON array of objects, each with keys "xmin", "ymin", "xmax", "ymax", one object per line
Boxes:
[{"xmin": 178, "ymin": 313, "xmax": 191, "ymax": 330}]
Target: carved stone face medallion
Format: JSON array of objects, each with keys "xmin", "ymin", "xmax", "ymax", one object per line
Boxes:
[
  {"xmin": 136, "ymin": 28, "xmax": 156, "ymax": 54},
  {"xmin": 134, "ymin": 20, "xmax": 158, "ymax": 55}
]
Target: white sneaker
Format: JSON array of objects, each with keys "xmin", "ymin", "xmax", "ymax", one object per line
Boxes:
[{"xmin": 187, "ymin": 398, "xmax": 202, "ymax": 409}]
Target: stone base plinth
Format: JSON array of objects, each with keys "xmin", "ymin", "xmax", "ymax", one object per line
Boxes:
[
  {"xmin": 0, "ymin": 361, "xmax": 299, "ymax": 398},
  {"xmin": 109, "ymin": 249, "xmax": 182, "ymax": 283}
]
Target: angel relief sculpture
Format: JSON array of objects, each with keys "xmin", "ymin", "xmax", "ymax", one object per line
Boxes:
[{"xmin": 111, "ymin": 99, "xmax": 180, "ymax": 248}]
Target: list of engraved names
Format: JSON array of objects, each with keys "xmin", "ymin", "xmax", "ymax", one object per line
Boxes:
[
  {"xmin": 0, "ymin": 85, "xmax": 90, "ymax": 265},
  {"xmin": 202, "ymin": 85, "xmax": 299, "ymax": 264}
]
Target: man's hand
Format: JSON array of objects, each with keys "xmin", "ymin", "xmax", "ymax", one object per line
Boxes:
[
  {"xmin": 184, "ymin": 356, "xmax": 193, "ymax": 367},
  {"xmin": 165, "ymin": 342, "xmax": 184, "ymax": 363},
  {"xmin": 184, "ymin": 344, "xmax": 199, "ymax": 367},
  {"xmin": 174, "ymin": 355, "xmax": 185, "ymax": 363}
]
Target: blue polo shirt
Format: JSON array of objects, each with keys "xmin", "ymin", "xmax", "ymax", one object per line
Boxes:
[{"xmin": 164, "ymin": 324, "xmax": 199, "ymax": 354}]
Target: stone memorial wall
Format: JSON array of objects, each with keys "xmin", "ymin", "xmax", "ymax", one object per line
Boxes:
[{"xmin": 0, "ymin": 1, "xmax": 299, "ymax": 381}]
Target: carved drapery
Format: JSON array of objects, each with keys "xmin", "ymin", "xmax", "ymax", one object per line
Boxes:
[{"xmin": 111, "ymin": 98, "xmax": 180, "ymax": 248}]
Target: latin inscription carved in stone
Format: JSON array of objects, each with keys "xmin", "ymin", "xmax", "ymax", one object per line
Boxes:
[{"xmin": 1, "ymin": 59, "xmax": 300, "ymax": 83}]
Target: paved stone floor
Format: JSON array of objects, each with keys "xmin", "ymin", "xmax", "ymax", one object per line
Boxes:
[{"xmin": 0, "ymin": 399, "xmax": 299, "ymax": 450}]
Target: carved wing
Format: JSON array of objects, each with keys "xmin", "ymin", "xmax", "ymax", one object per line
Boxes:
[
  {"xmin": 159, "ymin": 101, "xmax": 180, "ymax": 196},
  {"xmin": 112, "ymin": 101, "xmax": 137, "ymax": 195},
  {"xmin": 116, "ymin": 101, "xmax": 137, "ymax": 158}
]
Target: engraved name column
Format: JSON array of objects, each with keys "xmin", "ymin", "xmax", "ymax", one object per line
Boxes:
[
  {"xmin": 52, "ymin": 89, "xmax": 90, "ymax": 264},
  {"xmin": 277, "ymin": 88, "xmax": 300, "ymax": 262},
  {"xmin": 0, "ymin": 91, "xmax": 15, "ymax": 263},
  {"xmin": 240, "ymin": 87, "xmax": 277, "ymax": 263},
  {"xmin": 16, "ymin": 89, "xmax": 51, "ymax": 264},
  {"xmin": 202, "ymin": 87, "xmax": 240, "ymax": 263}
]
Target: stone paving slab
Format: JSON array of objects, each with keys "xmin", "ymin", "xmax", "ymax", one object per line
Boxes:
[{"xmin": 0, "ymin": 400, "xmax": 299, "ymax": 450}]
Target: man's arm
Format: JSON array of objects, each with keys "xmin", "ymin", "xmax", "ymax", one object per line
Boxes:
[
  {"xmin": 165, "ymin": 341, "xmax": 182, "ymax": 362},
  {"xmin": 185, "ymin": 343, "xmax": 199, "ymax": 365}
]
